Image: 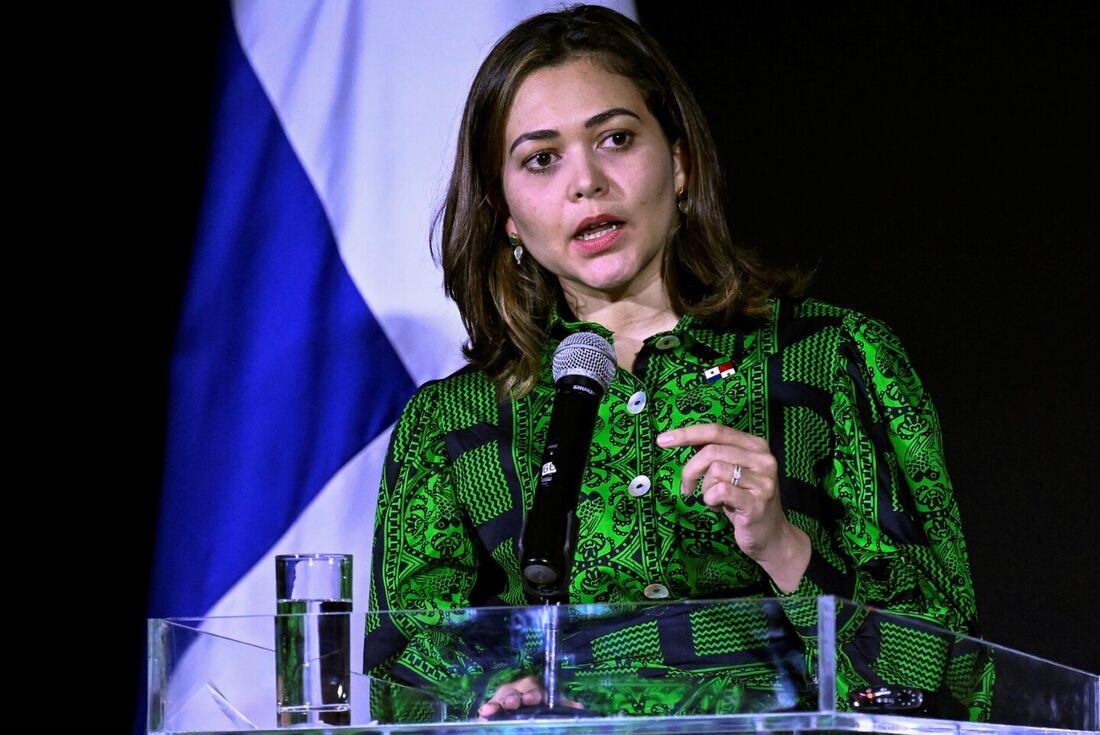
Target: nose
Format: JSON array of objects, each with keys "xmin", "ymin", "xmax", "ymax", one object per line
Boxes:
[{"xmin": 569, "ymin": 150, "xmax": 607, "ymax": 200}]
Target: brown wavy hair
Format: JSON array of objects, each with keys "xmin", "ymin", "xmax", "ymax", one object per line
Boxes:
[{"xmin": 435, "ymin": 4, "xmax": 806, "ymax": 398}]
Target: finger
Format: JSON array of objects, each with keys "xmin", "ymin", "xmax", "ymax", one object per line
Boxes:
[
  {"xmin": 479, "ymin": 675, "xmax": 541, "ymax": 718},
  {"xmin": 680, "ymin": 446, "xmax": 747, "ymax": 496},
  {"xmin": 478, "ymin": 701, "xmax": 500, "ymax": 718},
  {"xmin": 699, "ymin": 460, "xmax": 748, "ymax": 495},
  {"xmin": 658, "ymin": 424, "xmax": 764, "ymax": 450},
  {"xmin": 699, "ymin": 473, "xmax": 752, "ymax": 514},
  {"xmin": 482, "ymin": 688, "xmax": 521, "ymax": 713}
]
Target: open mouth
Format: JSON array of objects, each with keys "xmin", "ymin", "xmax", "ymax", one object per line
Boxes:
[{"xmin": 574, "ymin": 220, "xmax": 623, "ymax": 241}]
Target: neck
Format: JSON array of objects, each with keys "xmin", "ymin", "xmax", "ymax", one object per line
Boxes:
[
  {"xmin": 565, "ymin": 278, "xmax": 678, "ymax": 339},
  {"xmin": 563, "ymin": 279, "xmax": 679, "ymax": 373}
]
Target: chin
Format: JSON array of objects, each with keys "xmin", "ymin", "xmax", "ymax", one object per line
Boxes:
[
  {"xmin": 584, "ymin": 277, "xmax": 645, "ymax": 299},
  {"xmin": 589, "ymin": 262, "xmax": 661, "ymax": 295},
  {"xmin": 576, "ymin": 267, "xmax": 631, "ymax": 289}
]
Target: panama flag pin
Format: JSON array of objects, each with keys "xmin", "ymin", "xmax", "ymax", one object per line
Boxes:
[{"xmin": 703, "ymin": 361, "xmax": 736, "ymax": 383}]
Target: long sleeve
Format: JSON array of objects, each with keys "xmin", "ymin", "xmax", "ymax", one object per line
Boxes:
[
  {"xmin": 773, "ymin": 309, "xmax": 993, "ymax": 717},
  {"xmin": 833, "ymin": 313, "xmax": 975, "ymax": 628},
  {"xmin": 364, "ymin": 380, "xmax": 481, "ymax": 712},
  {"xmin": 364, "ymin": 375, "xmax": 534, "ymax": 719}
]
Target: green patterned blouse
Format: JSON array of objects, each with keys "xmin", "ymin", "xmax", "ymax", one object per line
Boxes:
[{"xmin": 365, "ymin": 297, "xmax": 993, "ymax": 720}]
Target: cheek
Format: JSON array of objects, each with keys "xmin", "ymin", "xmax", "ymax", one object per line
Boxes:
[
  {"xmin": 507, "ymin": 189, "xmax": 557, "ymax": 238},
  {"xmin": 635, "ymin": 158, "xmax": 676, "ymax": 202}
]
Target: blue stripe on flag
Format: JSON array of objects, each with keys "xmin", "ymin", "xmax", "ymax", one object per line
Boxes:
[{"xmin": 150, "ymin": 17, "xmax": 416, "ymax": 619}]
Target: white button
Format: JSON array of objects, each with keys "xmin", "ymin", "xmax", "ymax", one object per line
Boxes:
[
  {"xmin": 626, "ymin": 390, "xmax": 647, "ymax": 414},
  {"xmin": 628, "ymin": 475, "xmax": 651, "ymax": 497},
  {"xmin": 654, "ymin": 335, "xmax": 680, "ymax": 350},
  {"xmin": 644, "ymin": 583, "xmax": 670, "ymax": 599}
]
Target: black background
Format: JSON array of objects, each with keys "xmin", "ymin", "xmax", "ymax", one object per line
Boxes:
[
  {"xmin": 110, "ymin": 1, "xmax": 1097, "ymax": 726},
  {"xmin": 634, "ymin": 0, "xmax": 1099, "ymax": 675}
]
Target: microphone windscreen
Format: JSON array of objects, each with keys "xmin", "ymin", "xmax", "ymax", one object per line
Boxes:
[{"xmin": 552, "ymin": 332, "xmax": 616, "ymax": 391}]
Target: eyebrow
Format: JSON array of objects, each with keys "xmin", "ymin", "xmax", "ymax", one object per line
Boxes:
[{"xmin": 507, "ymin": 107, "xmax": 642, "ymax": 156}]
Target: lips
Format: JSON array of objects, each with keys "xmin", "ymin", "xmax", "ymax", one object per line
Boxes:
[
  {"xmin": 573, "ymin": 214, "xmax": 624, "ymax": 239},
  {"xmin": 571, "ymin": 216, "xmax": 625, "ymax": 254},
  {"xmin": 576, "ymin": 223, "xmax": 623, "ymax": 242}
]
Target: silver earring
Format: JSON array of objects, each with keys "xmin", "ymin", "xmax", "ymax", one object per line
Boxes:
[
  {"xmin": 676, "ymin": 185, "xmax": 688, "ymax": 215},
  {"xmin": 508, "ymin": 233, "xmax": 524, "ymax": 264}
]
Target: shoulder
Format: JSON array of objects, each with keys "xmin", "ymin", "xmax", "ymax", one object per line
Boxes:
[
  {"xmin": 398, "ymin": 363, "xmax": 500, "ymax": 431},
  {"xmin": 764, "ymin": 297, "xmax": 922, "ymax": 393},
  {"xmin": 773, "ymin": 296, "xmax": 891, "ymax": 331},
  {"xmin": 776, "ymin": 299, "xmax": 932, "ymax": 415},
  {"xmin": 771, "ymin": 297, "xmax": 908, "ymax": 354}
]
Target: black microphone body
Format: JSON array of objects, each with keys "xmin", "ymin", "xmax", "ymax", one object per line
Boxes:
[{"xmin": 519, "ymin": 333, "xmax": 616, "ymax": 602}]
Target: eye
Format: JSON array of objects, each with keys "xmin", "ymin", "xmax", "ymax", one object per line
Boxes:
[
  {"xmin": 599, "ymin": 130, "xmax": 634, "ymax": 150},
  {"xmin": 523, "ymin": 150, "xmax": 559, "ymax": 173}
]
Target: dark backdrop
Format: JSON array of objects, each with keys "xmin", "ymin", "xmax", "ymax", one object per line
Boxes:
[
  {"xmin": 634, "ymin": 0, "xmax": 1099, "ymax": 676},
  {"xmin": 117, "ymin": 2, "xmax": 1098, "ymax": 722}
]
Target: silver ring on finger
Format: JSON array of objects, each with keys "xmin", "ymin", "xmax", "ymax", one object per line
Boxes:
[{"xmin": 732, "ymin": 463, "xmax": 743, "ymax": 487}]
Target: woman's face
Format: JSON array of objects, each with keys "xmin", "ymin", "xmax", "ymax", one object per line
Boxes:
[{"xmin": 502, "ymin": 57, "xmax": 686, "ymax": 304}]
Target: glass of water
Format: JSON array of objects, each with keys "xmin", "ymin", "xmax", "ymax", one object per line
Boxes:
[{"xmin": 274, "ymin": 553, "xmax": 352, "ymax": 727}]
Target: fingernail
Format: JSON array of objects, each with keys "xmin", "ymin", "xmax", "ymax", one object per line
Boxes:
[{"xmin": 656, "ymin": 432, "xmax": 673, "ymax": 446}]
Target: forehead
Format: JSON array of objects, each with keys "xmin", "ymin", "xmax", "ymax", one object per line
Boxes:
[{"xmin": 504, "ymin": 57, "xmax": 648, "ymax": 135}]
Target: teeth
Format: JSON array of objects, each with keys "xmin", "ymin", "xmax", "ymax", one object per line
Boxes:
[{"xmin": 576, "ymin": 223, "xmax": 621, "ymax": 241}]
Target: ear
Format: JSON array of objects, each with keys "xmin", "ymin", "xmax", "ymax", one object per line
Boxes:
[
  {"xmin": 505, "ymin": 213, "xmax": 518, "ymax": 239},
  {"xmin": 671, "ymin": 140, "xmax": 688, "ymax": 193}
]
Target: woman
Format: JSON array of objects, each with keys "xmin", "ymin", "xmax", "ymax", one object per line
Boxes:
[{"xmin": 365, "ymin": 4, "xmax": 992, "ymax": 722}]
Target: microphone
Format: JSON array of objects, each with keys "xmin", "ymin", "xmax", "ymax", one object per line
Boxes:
[{"xmin": 519, "ymin": 331, "xmax": 617, "ymax": 601}]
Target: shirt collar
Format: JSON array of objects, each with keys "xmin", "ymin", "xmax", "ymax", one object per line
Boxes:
[
  {"xmin": 546, "ymin": 297, "xmax": 776, "ymax": 366},
  {"xmin": 548, "ymin": 299, "xmax": 700, "ymax": 343}
]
